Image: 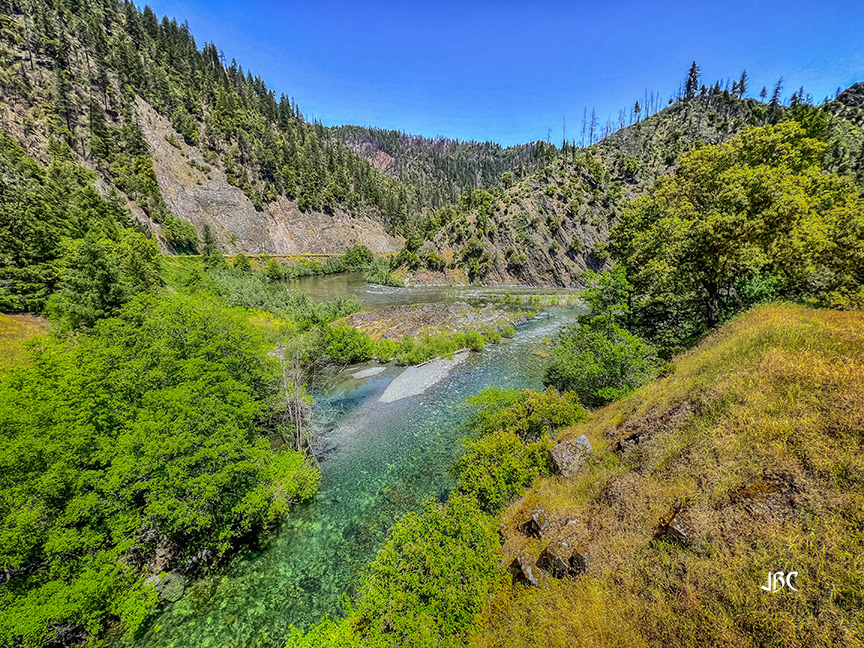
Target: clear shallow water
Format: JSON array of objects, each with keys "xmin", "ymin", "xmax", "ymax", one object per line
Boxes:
[
  {"xmin": 286, "ymin": 272, "xmax": 579, "ymax": 309},
  {"xmin": 121, "ymin": 310, "xmax": 578, "ymax": 648}
]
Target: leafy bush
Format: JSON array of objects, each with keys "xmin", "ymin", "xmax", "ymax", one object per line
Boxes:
[
  {"xmin": 501, "ymin": 325, "xmax": 517, "ymax": 338},
  {"xmin": 455, "ymin": 430, "xmax": 553, "ymax": 513},
  {"xmin": 364, "ymin": 257, "xmax": 401, "ymax": 286},
  {"xmin": 350, "ymin": 495, "xmax": 501, "ymax": 647},
  {"xmin": 467, "ymin": 387, "xmax": 588, "ymax": 440},
  {"xmin": 544, "ymin": 321, "xmax": 658, "ymax": 408},
  {"xmin": 343, "ymin": 245, "xmax": 375, "ymax": 269},
  {"xmin": 325, "ymin": 325, "xmax": 374, "ymax": 364}
]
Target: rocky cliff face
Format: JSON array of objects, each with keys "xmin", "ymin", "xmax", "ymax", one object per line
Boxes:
[{"xmin": 137, "ymin": 99, "xmax": 402, "ymax": 255}]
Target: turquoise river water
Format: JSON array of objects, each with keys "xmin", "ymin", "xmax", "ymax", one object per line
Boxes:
[{"xmin": 121, "ymin": 281, "xmax": 579, "ymax": 648}]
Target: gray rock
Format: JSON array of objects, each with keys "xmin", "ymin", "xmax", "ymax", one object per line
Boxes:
[
  {"xmin": 512, "ymin": 554, "xmax": 540, "ymax": 587},
  {"xmin": 518, "ymin": 509, "xmax": 550, "ymax": 539},
  {"xmin": 537, "ymin": 544, "xmax": 588, "ymax": 578},
  {"xmin": 537, "ymin": 544, "xmax": 571, "ymax": 578},
  {"xmin": 549, "ymin": 435, "xmax": 593, "ymax": 477}
]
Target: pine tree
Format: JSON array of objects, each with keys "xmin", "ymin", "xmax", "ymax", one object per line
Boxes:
[
  {"xmin": 685, "ymin": 61, "xmax": 701, "ymax": 100},
  {"xmin": 770, "ymin": 78, "xmax": 784, "ymax": 106},
  {"xmin": 738, "ymin": 70, "xmax": 748, "ymax": 97},
  {"xmin": 51, "ymin": 234, "xmax": 128, "ymax": 329}
]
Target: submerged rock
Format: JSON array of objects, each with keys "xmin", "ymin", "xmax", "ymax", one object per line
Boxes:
[
  {"xmin": 549, "ymin": 435, "xmax": 593, "ymax": 477},
  {"xmin": 145, "ymin": 571, "xmax": 187, "ymax": 602}
]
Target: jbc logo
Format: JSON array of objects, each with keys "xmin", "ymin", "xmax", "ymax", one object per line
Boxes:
[{"xmin": 761, "ymin": 571, "xmax": 799, "ymax": 593}]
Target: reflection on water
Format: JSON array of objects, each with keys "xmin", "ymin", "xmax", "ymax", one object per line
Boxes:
[
  {"xmin": 286, "ymin": 272, "xmax": 579, "ymax": 310},
  {"xmin": 121, "ymin": 307, "xmax": 580, "ymax": 648}
]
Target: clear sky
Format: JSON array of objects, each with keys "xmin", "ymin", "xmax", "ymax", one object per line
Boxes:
[{"xmin": 143, "ymin": 0, "xmax": 864, "ymax": 147}]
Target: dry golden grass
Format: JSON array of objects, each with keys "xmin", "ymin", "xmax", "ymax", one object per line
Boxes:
[
  {"xmin": 0, "ymin": 313, "xmax": 47, "ymax": 369},
  {"xmin": 474, "ymin": 304, "xmax": 864, "ymax": 648}
]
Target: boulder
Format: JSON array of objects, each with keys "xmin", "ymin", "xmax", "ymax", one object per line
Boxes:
[
  {"xmin": 518, "ymin": 509, "xmax": 550, "ymax": 539},
  {"xmin": 145, "ymin": 571, "xmax": 187, "ymax": 602},
  {"xmin": 549, "ymin": 435, "xmax": 593, "ymax": 477},
  {"xmin": 537, "ymin": 544, "xmax": 588, "ymax": 578},
  {"xmin": 511, "ymin": 554, "xmax": 541, "ymax": 587}
]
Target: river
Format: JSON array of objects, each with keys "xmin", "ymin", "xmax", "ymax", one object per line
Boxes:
[{"xmin": 121, "ymin": 279, "xmax": 580, "ymax": 648}]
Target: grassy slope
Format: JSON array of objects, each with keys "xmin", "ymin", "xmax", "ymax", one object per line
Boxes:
[
  {"xmin": 475, "ymin": 304, "xmax": 864, "ymax": 647},
  {"xmin": 0, "ymin": 314, "xmax": 47, "ymax": 369}
]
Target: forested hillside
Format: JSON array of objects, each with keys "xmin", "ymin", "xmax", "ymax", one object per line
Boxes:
[
  {"xmin": 396, "ymin": 82, "xmax": 864, "ymax": 286},
  {"xmin": 331, "ymin": 125, "xmax": 541, "ymax": 209},
  {"xmin": 0, "ymin": 0, "xmax": 415, "ymax": 256}
]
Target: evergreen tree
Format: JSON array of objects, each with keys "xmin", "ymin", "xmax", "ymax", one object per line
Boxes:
[
  {"xmin": 50, "ymin": 234, "xmax": 128, "ymax": 328},
  {"xmin": 685, "ymin": 61, "xmax": 701, "ymax": 100},
  {"xmin": 738, "ymin": 70, "xmax": 748, "ymax": 97}
]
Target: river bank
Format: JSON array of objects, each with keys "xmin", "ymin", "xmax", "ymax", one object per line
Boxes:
[{"xmin": 120, "ymin": 308, "xmax": 580, "ymax": 648}]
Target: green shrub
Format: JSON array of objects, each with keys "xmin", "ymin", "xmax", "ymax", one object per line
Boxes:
[
  {"xmin": 343, "ymin": 245, "xmax": 375, "ymax": 269},
  {"xmin": 325, "ymin": 326, "xmax": 374, "ymax": 364},
  {"xmin": 351, "ymin": 495, "xmax": 501, "ymax": 647},
  {"xmin": 500, "ymin": 325, "xmax": 517, "ymax": 339},
  {"xmin": 467, "ymin": 387, "xmax": 588, "ymax": 440},
  {"xmin": 482, "ymin": 328, "xmax": 501, "ymax": 344},
  {"xmin": 373, "ymin": 338, "xmax": 398, "ymax": 362},
  {"xmin": 455, "ymin": 430, "xmax": 553, "ymax": 513},
  {"xmin": 544, "ymin": 321, "xmax": 658, "ymax": 408}
]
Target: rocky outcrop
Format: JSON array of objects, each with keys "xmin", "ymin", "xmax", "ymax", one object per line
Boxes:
[
  {"xmin": 537, "ymin": 543, "xmax": 587, "ymax": 579},
  {"xmin": 511, "ymin": 553, "xmax": 542, "ymax": 587},
  {"xmin": 549, "ymin": 435, "xmax": 593, "ymax": 477},
  {"xmin": 136, "ymin": 99, "xmax": 402, "ymax": 255},
  {"xmin": 518, "ymin": 509, "xmax": 550, "ymax": 539}
]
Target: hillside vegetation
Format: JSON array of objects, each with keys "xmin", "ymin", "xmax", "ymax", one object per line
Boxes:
[
  {"xmin": 397, "ymin": 88, "xmax": 864, "ymax": 287},
  {"xmin": 478, "ymin": 303, "xmax": 864, "ymax": 647},
  {"xmin": 331, "ymin": 125, "xmax": 541, "ymax": 210},
  {"xmin": 0, "ymin": 0, "xmax": 414, "ymax": 251}
]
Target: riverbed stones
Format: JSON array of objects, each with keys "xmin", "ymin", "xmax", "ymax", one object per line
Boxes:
[
  {"xmin": 378, "ymin": 351, "xmax": 469, "ymax": 403},
  {"xmin": 518, "ymin": 509, "xmax": 550, "ymax": 539},
  {"xmin": 145, "ymin": 571, "xmax": 187, "ymax": 602},
  {"xmin": 549, "ymin": 435, "xmax": 593, "ymax": 477}
]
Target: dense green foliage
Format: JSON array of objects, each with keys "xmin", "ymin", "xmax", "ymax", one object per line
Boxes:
[
  {"xmin": 0, "ymin": 293, "xmax": 318, "ymax": 646},
  {"xmin": 0, "ymin": 135, "xmax": 160, "ymax": 316},
  {"xmin": 456, "ymin": 387, "xmax": 587, "ymax": 512},
  {"xmin": 544, "ymin": 319, "xmax": 658, "ymax": 407},
  {"xmin": 466, "ymin": 386, "xmax": 588, "ymax": 441},
  {"xmin": 612, "ymin": 121, "xmax": 864, "ymax": 354},
  {"xmin": 349, "ymin": 495, "xmax": 501, "ymax": 647},
  {"xmin": 455, "ymin": 430, "xmax": 552, "ymax": 514}
]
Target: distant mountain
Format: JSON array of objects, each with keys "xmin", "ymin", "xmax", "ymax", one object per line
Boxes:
[
  {"xmin": 400, "ymin": 90, "xmax": 864, "ymax": 286},
  {"xmin": 330, "ymin": 125, "xmax": 541, "ymax": 209}
]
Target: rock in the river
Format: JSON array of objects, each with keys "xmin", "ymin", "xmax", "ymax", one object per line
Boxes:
[
  {"xmin": 145, "ymin": 571, "xmax": 187, "ymax": 602},
  {"xmin": 511, "ymin": 554, "xmax": 541, "ymax": 587},
  {"xmin": 549, "ymin": 435, "xmax": 593, "ymax": 477},
  {"xmin": 518, "ymin": 509, "xmax": 550, "ymax": 539}
]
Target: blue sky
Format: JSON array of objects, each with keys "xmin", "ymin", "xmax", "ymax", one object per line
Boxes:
[{"xmin": 144, "ymin": 0, "xmax": 864, "ymax": 146}]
